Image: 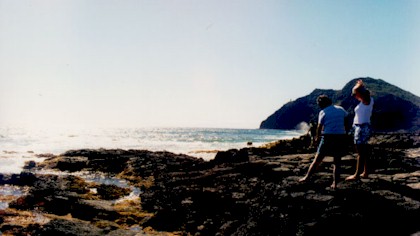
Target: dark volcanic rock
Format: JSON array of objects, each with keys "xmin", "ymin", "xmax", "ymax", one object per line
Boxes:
[
  {"xmin": 9, "ymin": 174, "xmax": 132, "ymax": 223},
  {"xmin": 35, "ymin": 219, "xmax": 104, "ymax": 236},
  {"xmin": 9, "ymin": 175, "xmax": 90, "ymax": 214},
  {"xmin": 56, "ymin": 156, "xmax": 89, "ymax": 172},
  {"xmin": 72, "ymin": 199, "xmax": 120, "ymax": 221},
  {"xmin": 96, "ymin": 184, "xmax": 131, "ymax": 200},
  {"xmin": 2, "ymin": 133, "xmax": 419, "ymax": 235},
  {"xmin": 58, "ymin": 148, "xmax": 205, "ymax": 176},
  {"xmin": 0, "ymin": 171, "xmax": 37, "ymax": 186},
  {"xmin": 138, "ymin": 133, "xmax": 420, "ymax": 235},
  {"xmin": 211, "ymin": 148, "xmax": 249, "ymax": 165}
]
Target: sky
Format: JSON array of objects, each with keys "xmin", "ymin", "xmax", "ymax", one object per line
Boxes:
[{"xmin": 1, "ymin": 0, "xmax": 419, "ymax": 129}]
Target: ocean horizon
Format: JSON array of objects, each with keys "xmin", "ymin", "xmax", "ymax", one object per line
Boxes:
[{"xmin": 0, "ymin": 126, "xmax": 306, "ymax": 173}]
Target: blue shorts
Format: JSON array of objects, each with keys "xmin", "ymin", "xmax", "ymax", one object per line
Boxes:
[
  {"xmin": 354, "ymin": 123, "xmax": 371, "ymax": 145},
  {"xmin": 317, "ymin": 134, "xmax": 348, "ymax": 157}
]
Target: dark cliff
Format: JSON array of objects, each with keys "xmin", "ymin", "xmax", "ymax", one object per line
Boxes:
[{"xmin": 260, "ymin": 77, "xmax": 420, "ymax": 132}]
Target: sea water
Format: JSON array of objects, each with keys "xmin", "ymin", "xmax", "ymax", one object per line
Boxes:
[{"xmin": 0, "ymin": 127, "xmax": 305, "ymax": 173}]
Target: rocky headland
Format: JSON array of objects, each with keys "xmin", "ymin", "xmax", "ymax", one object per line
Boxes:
[
  {"xmin": 0, "ymin": 133, "xmax": 419, "ymax": 235},
  {"xmin": 260, "ymin": 77, "xmax": 420, "ymax": 132}
]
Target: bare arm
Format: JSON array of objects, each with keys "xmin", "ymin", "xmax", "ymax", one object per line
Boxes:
[{"xmin": 315, "ymin": 124, "xmax": 323, "ymax": 145}]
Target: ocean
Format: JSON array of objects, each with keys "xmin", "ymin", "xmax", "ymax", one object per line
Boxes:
[{"xmin": 0, "ymin": 127, "xmax": 305, "ymax": 174}]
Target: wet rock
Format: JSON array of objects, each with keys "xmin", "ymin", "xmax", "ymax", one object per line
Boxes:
[
  {"xmin": 23, "ymin": 160, "xmax": 37, "ymax": 170},
  {"xmin": 137, "ymin": 134, "xmax": 420, "ymax": 235},
  {"xmin": 0, "ymin": 172, "xmax": 37, "ymax": 186},
  {"xmin": 96, "ymin": 184, "xmax": 131, "ymax": 200},
  {"xmin": 9, "ymin": 175, "xmax": 89, "ymax": 213},
  {"xmin": 72, "ymin": 199, "xmax": 120, "ymax": 221},
  {"xmin": 38, "ymin": 156, "xmax": 88, "ymax": 172},
  {"xmin": 212, "ymin": 148, "xmax": 249, "ymax": 165},
  {"xmin": 1, "ymin": 133, "xmax": 419, "ymax": 235},
  {"xmin": 35, "ymin": 219, "xmax": 104, "ymax": 236}
]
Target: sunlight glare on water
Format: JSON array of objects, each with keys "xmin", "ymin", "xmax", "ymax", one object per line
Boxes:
[{"xmin": 0, "ymin": 127, "xmax": 305, "ymax": 173}]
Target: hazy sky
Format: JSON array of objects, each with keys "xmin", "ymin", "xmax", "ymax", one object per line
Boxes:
[{"xmin": 1, "ymin": 0, "xmax": 419, "ymax": 129}]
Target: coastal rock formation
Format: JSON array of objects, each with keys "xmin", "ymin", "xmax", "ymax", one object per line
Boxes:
[
  {"xmin": 260, "ymin": 77, "xmax": 420, "ymax": 132},
  {"xmin": 0, "ymin": 133, "xmax": 419, "ymax": 235}
]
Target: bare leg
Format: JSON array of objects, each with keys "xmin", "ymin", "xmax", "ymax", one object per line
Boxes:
[
  {"xmin": 345, "ymin": 155, "xmax": 361, "ymax": 180},
  {"xmin": 360, "ymin": 148, "xmax": 369, "ymax": 178},
  {"xmin": 360, "ymin": 158, "xmax": 368, "ymax": 178},
  {"xmin": 299, "ymin": 153, "xmax": 325, "ymax": 182},
  {"xmin": 331, "ymin": 155, "xmax": 341, "ymax": 189},
  {"xmin": 346, "ymin": 144, "xmax": 367, "ymax": 180}
]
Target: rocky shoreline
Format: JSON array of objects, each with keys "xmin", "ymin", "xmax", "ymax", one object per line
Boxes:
[{"xmin": 0, "ymin": 133, "xmax": 419, "ymax": 235}]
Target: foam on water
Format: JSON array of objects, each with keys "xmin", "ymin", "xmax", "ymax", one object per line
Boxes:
[
  {"xmin": 0, "ymin": 127, "xmax": 305, "ymax": 211},
  {"xmin": 0, "ymin": 127, "xmax": 305, "ymax": 173}
]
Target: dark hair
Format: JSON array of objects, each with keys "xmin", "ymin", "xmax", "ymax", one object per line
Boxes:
[{"xmin": 317, "ymin": 95, "xmax": 332, "ymax": 109}]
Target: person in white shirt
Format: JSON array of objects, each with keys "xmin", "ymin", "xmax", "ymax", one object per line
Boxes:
[
  {"xmin": 346, "ymin": 80, "xmax": 374, "ymax": 180},
  {"xmin": 299, "ymin": 95, "xmax": 348, "ymax": 189}
]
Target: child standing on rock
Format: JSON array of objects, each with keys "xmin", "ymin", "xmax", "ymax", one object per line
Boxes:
[
  {"xmin": 299, "ymin": 95, "xmax": 348, "ymax": 189},
  {"xmin": 346, "ymin": 80, "xmax": 374, "ymax": 180}
]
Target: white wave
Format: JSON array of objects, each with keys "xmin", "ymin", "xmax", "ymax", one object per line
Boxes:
[{"xmin": 0, "ymin": 127, "xmax": 304, "ymax": 172}]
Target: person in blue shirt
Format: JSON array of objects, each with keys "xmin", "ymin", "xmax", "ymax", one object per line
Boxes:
[{"xmin": 299, "ymin": 95, "xmax": 348, "ymax": 189}]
